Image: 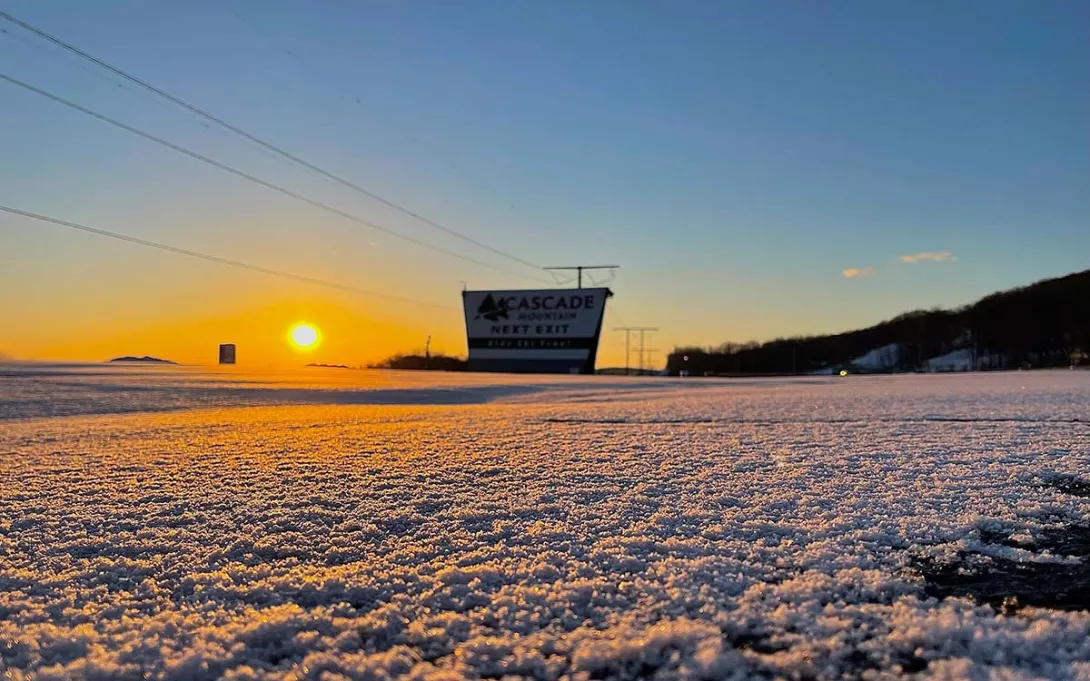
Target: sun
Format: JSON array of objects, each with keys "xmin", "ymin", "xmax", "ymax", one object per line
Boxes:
[{"xmin": 288, "ymin": 322, "xmax": 321, "ymax": 351}]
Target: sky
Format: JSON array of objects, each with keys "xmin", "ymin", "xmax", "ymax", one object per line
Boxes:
[{"xmin": 2, "ymin": 0, "xmax": 1088, "ymax": 368}]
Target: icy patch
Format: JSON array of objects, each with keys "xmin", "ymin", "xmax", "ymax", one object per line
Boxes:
[{"xmin": 0, "ymin": 363, "xmax": 691, "ymax": 421}]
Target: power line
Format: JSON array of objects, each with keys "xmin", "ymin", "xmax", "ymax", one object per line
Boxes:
[
  {"xmin": 1, "ymin": 24, "xmax": 216, "ymax": 127},
  {"xmin": 607, "ymin": 305, "xmax": 629, "ymax": 328},
  {"xmin": 0, "ymin": 72, "xmax": 554, "ymax": 284},
  {"xmin": 0, "ymin": 10, "xmax": 547, "ymax": 273},
  {"xmin": 0, "ymin": 204, "xmax": 452, "ymax": 308}
]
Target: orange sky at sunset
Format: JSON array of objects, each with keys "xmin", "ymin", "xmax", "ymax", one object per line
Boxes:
[
  {"xmin": 3, "ymin": 290, "xmax": 468, "ymax": 368},
  {"xmin": 1, "ymin": 204, "xmax": 640, "ymax": 367}
]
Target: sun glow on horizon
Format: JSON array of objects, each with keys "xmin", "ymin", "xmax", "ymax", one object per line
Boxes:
[{"xmin": 288, "ymin": 322, "xmax": 321, "ymax": 351}]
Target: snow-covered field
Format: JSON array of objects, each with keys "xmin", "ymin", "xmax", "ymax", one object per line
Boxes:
[{"xmin": 2, "ymin": 365, "xmax": 1089, "ymax": 680}]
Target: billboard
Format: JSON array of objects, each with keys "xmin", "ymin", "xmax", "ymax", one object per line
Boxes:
[{"xmin": 462, "ymin": 287, "xmax": 612, "ymax": 374}]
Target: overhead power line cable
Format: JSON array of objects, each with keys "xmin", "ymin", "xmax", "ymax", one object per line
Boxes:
[
  {"xmin": 0, "ymin": 204, "xmax": 452, "ymax": 308},
  {"xmin": 1, "ymin": 73, "xmax": 553, "ymax": 284},
  {"xmin": 0, "ymin": 10, "xmax": 547, "ymax": 273},
  {"xmin": 1, "ymin": 24, "xmax": 217, "ymax": 128}
]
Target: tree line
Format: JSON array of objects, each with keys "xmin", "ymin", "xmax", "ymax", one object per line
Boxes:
[
  {"xmin": 370, "ymin": 353, "xmax": 468, "ymax": 371},
  {"xmin": 667, "ymin": 269, "xmax": 1090, "ymax": 376}
]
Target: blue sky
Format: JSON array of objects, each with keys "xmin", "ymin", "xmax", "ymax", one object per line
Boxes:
[{"xmin": 2, "ymin": 0, "xmax": 1088, "ymax": 364}]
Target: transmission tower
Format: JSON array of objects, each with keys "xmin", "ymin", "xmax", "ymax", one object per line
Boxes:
[{"xmin": 613, "ymin": 327, "xmax": 658, "ymax": 375}]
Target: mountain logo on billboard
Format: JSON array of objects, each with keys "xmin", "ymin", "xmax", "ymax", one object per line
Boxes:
[{"xmin": 475, "ymin": 294, "xmax": 508, "ymax": 322}]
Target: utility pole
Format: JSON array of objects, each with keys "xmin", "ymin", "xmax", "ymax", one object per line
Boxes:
[
  {"xmin": 641, "ymin": 348, "xmax": 661, "ymax": 374},
  {"xmin": 544, "ymin": 265, "xmax": 619, "ymax": 289},
  {"xmin": 638, "ymin": 330, "xmax": 649, "ymax": 374},
  {"xmin": 613, "ymin": 327, "xmax": 658, "ymax": 375}
]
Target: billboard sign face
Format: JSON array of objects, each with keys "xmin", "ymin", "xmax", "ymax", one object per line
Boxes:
[{"xmin": 463, "ymin": 288, "xmax": 612, "ymax": 374}]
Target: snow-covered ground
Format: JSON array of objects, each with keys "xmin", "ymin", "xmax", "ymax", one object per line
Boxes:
[
  {"xmin": 922, "ymin": 349, "xmax": 1011, "ymax": 373},
  {"xmin": 2, "ymin": 365, "xmax": 1089, "ymax": 680},
  {"xmin": 924, "ymin": 348, "xmax": 975, "ymax": 372},
  {"xmin": 849, "ymin": 343, "xmax": 901, "ymax": 372},
  {"xmin": 807, "ymin": 343, "xmax": 900, "ymax": 374}
]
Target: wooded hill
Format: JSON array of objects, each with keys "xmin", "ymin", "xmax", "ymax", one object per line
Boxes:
[{"xmin": 667, "ymin": 269, "xmax": 1090, "ymax": 376}]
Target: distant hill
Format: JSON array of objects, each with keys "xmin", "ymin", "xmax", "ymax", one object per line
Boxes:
[
  {"xmin": 108, "ymin": 356, "xmax": 177, "ymax": 364},
  {"xmin": 306, "ymin": 363, "xmax": 352, "ymax": 369},
  {"xmin": 669, "ymin": 269, "xmax": 1090, "ymax": 376}
]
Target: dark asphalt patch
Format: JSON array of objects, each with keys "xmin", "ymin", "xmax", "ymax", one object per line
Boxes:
[
  {"xmin": 1045, "ymin": 474, "xmax": 1090, "ymax": 498},
  {"xmin": 916, "ymin": 478, "xmax": 1090, "ymax": 611}
]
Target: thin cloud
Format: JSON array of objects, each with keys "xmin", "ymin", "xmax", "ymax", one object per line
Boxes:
[
  {"xmin": 900, "ymin": 251, "xmax": 956, "ymax": 264},
  {"xmin": 843, "ymin": 267, "xmax": 875, "ymax": 278}
]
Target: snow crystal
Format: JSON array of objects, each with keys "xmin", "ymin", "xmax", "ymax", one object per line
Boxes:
[{"xmin": 1, "ymin": 366, "xmax": 1089, "ymax": 679}]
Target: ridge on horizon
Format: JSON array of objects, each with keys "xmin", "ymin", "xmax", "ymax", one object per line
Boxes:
[{"xmin": 672, "ymin": 268, "xmax": 1090, "ymax": 375}]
